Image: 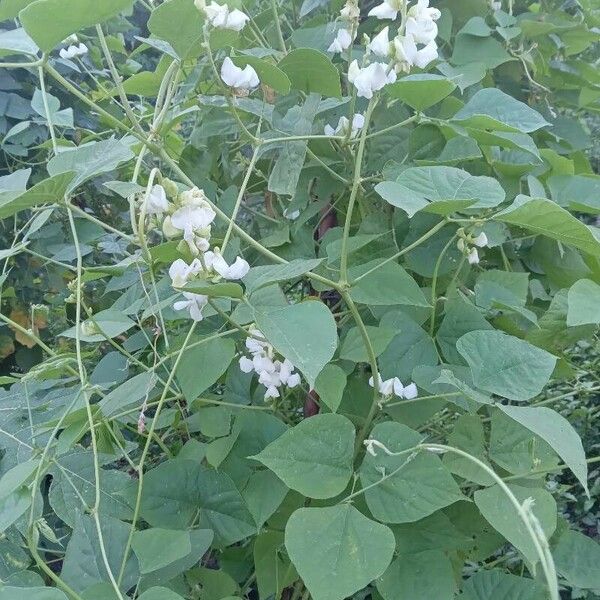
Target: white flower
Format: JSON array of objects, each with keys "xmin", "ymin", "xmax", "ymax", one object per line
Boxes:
[
  {"xmin": 168, "ymin": 258, "xmax": 202, "ymax": 288},
  {"xmin": 368, "ymin": 27, "xmax": 391, "ymax": 57},
  {"xmin": 284, "ymin": 208, "xmax": 300, "ymax": 220},
  {"xmin": 145, "ymin": 185, "xmax": 169, "ymax": 215},
  {"xmin": 368, "ymin": 0, "xmax": 402, "ymax": 20},
  {"xmin": 348, "ymin": 60, "xmax": 397, "ymax": 99},
  {"xmin": 171, "ymin": 202, "xmax": 216, "ymax": 232},
  {"xmin": 221, "ymin": 57, "xmax": 260, "ymax": 90},
  {"xmin": 59, "ymin": 43, "xmax": 88, "ymax": 60},
  {"xmin": 369, "ymin": 374, "xmax": 395, "ymax": 396},
  {"xmin": 324, "ymin": 113, "xmax": 365, "ymax": 138},
  {"xmin": 467, "ymin": 247, "xmax": 480, "ymax": 265},
  {"xmin": 405, "ymin": 15, "xmax": 438, "ymax": 44},
  {"xmin": 246, "ymin": 328, "xmax": 269, "ymax": 354},
  {"xmin": 328, "ymin": 28, "xmax": 354, "ymax": 53},
  {"xmin": 170, "ymin": 189, "xmax": 216, "ymax": 254},
  {"xmin": 286, "ymin": 372, "xmax": 301, "ymax": 388},
  {"xmin": 407, "ymin": 0, "xmax": 441, "ymax": 22},
  {"xmin": 370, "ymin": 373, "xmax": 418, "ymax": 400},
  {"xmin": 340, "ymin": 0, "xmax": 360, "ymax": 21},
  {"xmin": 239, "ymin": 356, "xmax": 254, "ymax": 373},
  {"xmin": 204, "ymin": 250, "xmax": 250, "ymax": 280},
  {"xmin": 204, "ymin": 2, "xmax": 249, "ymax": 30},
  {"xmin": 403, "ymin": 382, "xmax": 418, "ymax": 399},
  {"xmin": 264, "ymin": 385, "xmax": 280, "ymax": 399},
  {"xmin": 393, "ymin": 35, "xmax": 438, "ymax": 71},
  {"xmin": 473, "ymin": 232, "xmax": 488, "ymax": 248},
  {"xmin": 173, "ymin": 292, "xmax": 208, "ymax": 321}
]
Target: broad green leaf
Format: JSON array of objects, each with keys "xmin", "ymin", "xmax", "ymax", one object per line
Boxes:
[
  {"xmin": 285, "ymin": 504, "xmax": 395, "ymax": 600},
  {"xmin": 20, "ymin": 0, "xmax": 133, "ymax": 52},
  {"xmin": 494, "ymin": 195, "xmax": 600, "ymax": 257},
  {"xmin": 0, "ymin": 589, "xmax": 68, "ymax": 600},
  {"xmin": 548, "ymin": 174, "xmax": 600, "ymax": 214},
  {"xmin": 460, "ymin": 570, "xmax": 545, "ymax": 600},
  {"xmin": 0, "ymin": 27, "xmax": 38, "ymax": 56},
  {"xmin": 136, "ymin": 459, "xmax": 255, "ymax": 544},
  {"xmin": 360, "ymin": 422, "xmax": 463, "ymax": 523},
  {"xmin": 147, "ymin": 0, "xmax": 204, "ymax": 59},
  {"xmin": 453, "ymin": 88, "xmax": 549, "ymax": 133},
  {"xmin": 252, "ymin": 413, "xmax": 355, "ymax": 499},
  {"xmin": 489, "ymin": 409, "xmax": 559, "ymax": 477},
  {"xmin": 0, "ymin": 459, "xmax": 37, "ymax": 497},
  {"xmin": 0, "ymin": 172, "xmax": 75, "ymax": 220},
  {"xmin": 232, "ymin": 55, "xmax": 290, "ymax": 94},
  {"xmin": 244, "ymin": 258, "xmax": 323, "ymax": 294},
  {"xmin": 314, "ymin": 363, "xmax": 346, "ymax": 413},
  {"xmin": 474, "ymin": 484, "xmax": 556, "ymax": 564},
  {"xmin": 339, "ymin": 325, "xmax": 395, "ymax": 362},
  {"xmin": 98, "ymin": 371, "xmax": 156, "ymax": 417},
  {"xmin": 278, "ymin": 48, "xmax": 341, "ymax": 97},
  {"xmin": 474, "ymin": 270, "xmax": 529, "ymax": 311},
  {"xmin": 254, "ymin": 530, "xmax": 297, "ymax": 600},
  {"xmin": 396, "ymin": 166, "xmax": 505, "ymax": 209},
  {"xmin": 456, "ymin": 330, "xmax": 557, "ymax": 401},
  {"xmin": 567, "ymin": 279, "xmax": 600, "ymax": 325},
  {"xmin": 242, "ymin": 469, "xmax": 288, "ymax": 529},
  {"xmin": 137, "ymin": 588, "xmax": 185, "ymax": 600},
  {"xmin": 553, "ymin": 529, "xmax": 600, "ymax": 590},
  {"xmin": 179, "ymin": 281, "xmax": 243, "ymax": 299},
  {"xmin": 374, "ymin": 181, "xmax": 428, "ymax": 217},
  {"xmin": 254, "ymin": 300, "xmax": 337, "ymax": 388},
  {"xmin": 451, "ymin": 35, "xmax": 512, "ymax": 69},
  {"xmin": 49, "ymin": 451, "xmax": 133, "ymax": 527},
  {"xmin": 0, "ymin": 488, "xmax": 29, "ymax": 532},
  {"xmin": 48, "ymin": 139, "xmax": 134, "ymax": 193},
  {"xmin": 175, "ymin": 337, "xmax": 235, "ymax": 402},
  {"xmin": 498, "ymin": 404, "xmax": 588, "ymax": 494},
  {"xmin": 377, "ymin": 550, "xmax": 455, "ymax": 600},
  {"xmin": 436, "ymin": 61, "xmax": 487, "ymax": 92},
  {"xmin": 386, "ymin": 74, "xmax": 456, "ymax": 110},
  {"xmin": 349, "ymin": 260, "xmax": 429, "ymax": 307},
  {"xmin": 132, "ymin": 528, "xmax": 191, "ymax": 574},
  {"xmin": 61, "ymin": 514, "xmax": 139, "ymax": 593}
]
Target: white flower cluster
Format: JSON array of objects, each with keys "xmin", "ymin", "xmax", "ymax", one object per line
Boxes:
[
  {"xmin": 239, "ymin": 328, "xmax": 302, "ymax": 399},
  {"xmin": 327, "ymin": 0, "xmax": 359, "ymax": 53},
  {"xmin": 59, "ymin": 42, "xmax": 88, "ymax": 60},
  {"xmin": 324, "ymin": 113, "xmax": 365, "ymax": 137},
  {"xmin": 143, "ymin": 184, "xmax": 249, "ymax": 321},
  {"xmin": 457, "ymin": 231, "xmax": 488, "ymax": 265},
  {"xmin": 221, "ymin": 57, "xmax": 260, "ymax": 92},
  {"xmin": 368, "ymin": 0, "xmax": 441, "ymax": 74},
  {"xmin": 202, "ymin": 1, "xmax": 250, "ymax": 31},
  {"xmin": 369, "ymin": 372, "xmax": 418, "ymax": 400}
]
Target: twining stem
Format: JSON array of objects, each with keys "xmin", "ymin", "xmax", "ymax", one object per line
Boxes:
[
  {"xmin": 339, "ymin": 97, "xmax": 377, "ymax": 284},
  {"xmin": 429, "ymin": 232, "xmax": 458, "ymax": 336},
  {"xmin": 270, "ymin": 0, "xmax": 287, "ymax": 53},
  {"xmin": 37, "ymin": 65, "xmax": 58, "ymax": 154}
]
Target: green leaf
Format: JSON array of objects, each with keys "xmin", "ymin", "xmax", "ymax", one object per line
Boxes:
[
  {"xmin": 285, "ymin": 504, "xmax": 395, "ymax": 600},
  {"xmin": 254, "ymin": 300, "xmax": 337, "ymax": 388},
  {"xmin": 0, "ymin": 27, "xmax": 38, "ymax": 56},
  {"xmin": 567, "ymin": 279, "xmax": 600, "ymax": 325},
  {"xmin": 47, "ymin": 138, "xmax": 134, "ymax": 193},
  {"xmin": 179, "ymin": 281, "xmax": 243, "ymax": 299},
  {"xmin": 254, "ymin": 530, "xmax": 297, "ymax": 600},
  {"xmin": 244, "ymin": 258, "xmax": 323, "ymax": 294},
  {"xmin": 0, "ymin": 589, "xmax": 68, "ymax": 600},
  {"xmin": 360, "ymin": 422, "xmax": 463, "ymax": 523},
  {"xmin": 59, "ymin": 310, "xmax": 135, "ymax": 343},
  {"xmin": 147, "ymin": 0, "xmax": 204, "ymax": 59},
  {"xmin": 0, "ymin": 488, "xmax": 29, "ymax": 533},
  {"xmin": 0, "ymin": 172, "xmax": 75, "ymax": 220},
  {"xmin": 456, "ymin": 330, "xmax": 557, "ymax": 401},
  {"xmin": 132, "ymin": 528, "xmax": 191, "ymax": 574},
  {"xmin": 175, "ymin": 337, "xmax": 235, "ymax": 402},
  {"xmin": 386, "ymin": 74, "xmax": 456, "ymax": 110},
  {"xmin": 453, "ymin": 88, "xmax": 549, "ymax": 133},
  {"xmin": 19, "ymin": 0, "xmax": 133, "ymax": 52},
  {"xmin": 498, "ymin": 404, "xmax": 589, "ymax": 494},
  {"xmin": 98, "ymin": 371, "xmax": 156, "ymax": 417},
  {"xmin": 232, "ymin": 55, "xmax": 290, "ymax": 94},
  {"xmin": 553, "ymin": 529, "xmax": 600, "ymax": 590},
  {"xmin": 451, "ymin": 35, "xmax": 512, "ymax": 69},
  {"xmin": 377, "ymin": 550, "xmax": 455, "ymax": 600},
  {"xmin": 474, "ymin": 270, "xmax": 529, "ymax": 311},
  {"xmin": 396, "ymin": 166, "xmax": 505, "ymax": 209},
  {"xmin": 548, "ymin": 174, "xmax": 600, "ymax": 214},
  {"xmin": 313, "ymin": 364, "xmax": 346, "ymax": 414},
  {"xmin": 339, "ymin": 325, "xmax": 395, "ymax": 362},
  {"xmin": 374, "ymin": 181, "xmax": 428, "ymax": 217},
  {"xmin": 252, "ymin": 413, "xmax": 355, "ymax": 499},
  {"xmin": 349, "ymin": 260, "xmax": 429, "ymax": 307},
  {"xmin": 494, "ymin": 195, "xmax": 600, "ymax": 257},
  {"xmin": 460, "ymin": 570, "xmax": 545, "ymax": 600},
  {"xmin": 474, "ymin": 484, "xmax": 556, "ymax": 564},
  {"xmin": 61, "ymin": 514, "xmax": 139, "ymax": 594},
  {"xmin": 278, "ymin": 48, "xmax": 341, "ymax": 97},
  {"xmin": 137, "ymin": 588, "xmax": 185, "ymax": 600}
]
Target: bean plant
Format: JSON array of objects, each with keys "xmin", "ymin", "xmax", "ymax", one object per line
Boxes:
[{"xmin": 0, "ymin": 0, "xmax": 599, "ymax": 599}]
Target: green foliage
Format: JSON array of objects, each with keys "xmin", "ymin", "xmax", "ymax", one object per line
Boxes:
[{"xmin": 0, "ymin": 0, "xmax": 598, "ymax": 599}]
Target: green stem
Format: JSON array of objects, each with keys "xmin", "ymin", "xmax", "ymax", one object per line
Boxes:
[
  {"xmin": 270, "ymin": 0, "xmax": 287, "ymax": 53},
  {"xmin": 38, "ymin": 65, "xmax": 58, "ymax": 154},
  {"xmin": 429, "ymin": 232, "xmax": 458, "ymax": 336}
]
